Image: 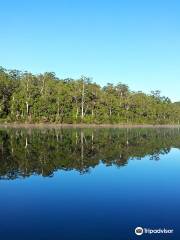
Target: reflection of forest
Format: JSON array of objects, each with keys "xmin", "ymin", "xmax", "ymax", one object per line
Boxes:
[{"xmin": 0, "ymin": 128, "xmax": 180, "ymax": 179}]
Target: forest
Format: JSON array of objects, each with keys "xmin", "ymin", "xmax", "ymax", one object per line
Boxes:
[{"xmin": 0, "ymin": 66, "xmax": 180, "ymax": 124}]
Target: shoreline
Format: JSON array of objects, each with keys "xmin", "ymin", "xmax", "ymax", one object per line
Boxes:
[{"xmin": 0, "ymin": 123, "xmax": 180, "ymax": 129}]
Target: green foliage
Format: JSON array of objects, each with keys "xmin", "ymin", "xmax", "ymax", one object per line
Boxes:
[{"xmin": 0, "ymin": 66, "xmax": 179, "ymax": 124}]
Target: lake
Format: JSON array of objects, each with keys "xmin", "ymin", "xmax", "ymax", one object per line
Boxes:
[{"xmin": 0, "ymin": 127, "xmax": 180, "ymax": 240}]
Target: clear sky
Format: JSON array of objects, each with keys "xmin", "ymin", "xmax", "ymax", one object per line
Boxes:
[{"xmin": 0, "ymin": 0, "xmax": 179, "ymax": 101}]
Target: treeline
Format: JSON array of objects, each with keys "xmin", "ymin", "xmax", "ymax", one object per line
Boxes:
[
  {"xmin": 1, "ymin": 128, "xmax": 180, "ymax": 179},
  {"xmin": 0, "ymin": 66, "xmax": 180, "ymax": 124}
]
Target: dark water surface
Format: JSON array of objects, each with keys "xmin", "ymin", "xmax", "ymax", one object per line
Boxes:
[{"xmin": 0, "ymin": 128, "xmax": 180, "ymax": 240}]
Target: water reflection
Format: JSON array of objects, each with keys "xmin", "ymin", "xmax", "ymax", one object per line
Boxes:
[{"xmin": 0, "ymin": 128, "xmax": 180, "ymax": 179}]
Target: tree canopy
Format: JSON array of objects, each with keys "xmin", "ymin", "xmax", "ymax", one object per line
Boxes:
[{"xmin": 0, "ymin": 66, "xmax": 179, "ymax": 124}]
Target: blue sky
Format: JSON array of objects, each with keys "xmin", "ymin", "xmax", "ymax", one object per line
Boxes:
[{"xmin": 0, "ymin": 0, "xmax": 179, "ymax": 101}]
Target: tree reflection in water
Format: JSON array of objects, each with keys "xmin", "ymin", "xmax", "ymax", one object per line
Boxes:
[{"xmin": 0, "ymin": 128, "xmax": 180, "ymax": 179}]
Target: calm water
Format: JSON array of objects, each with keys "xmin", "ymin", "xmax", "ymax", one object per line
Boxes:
[{"xmin": 0, "ymin": 128, "xmax": 180, "ymax": 240}]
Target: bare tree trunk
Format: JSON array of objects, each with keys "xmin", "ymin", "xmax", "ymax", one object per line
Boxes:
[
  {"xmin": 26, "ymin": 101, "xmax": 29, "ymax": 115},
  {"xmin": 109, "ymin": 107, "xmax": 112, "ymax": 117},
  {"xmin": 76, "ymin": 106, "xmax": 79, "ymax": 119},
  {"xmin": 41, "ymin": 78, "xmax": 45, "ymax": 94},
  {"xmin": 81, "ymin": 81, "xmax": 85, "ymax": 120},
  {"xmin": 57, "ymin": 98, "xmax": 60, "ymax": 117},
  {"xmin": 84, "ymin": 105, "xmax": 88, "ymax": 116},
  {"xmin": 26, "ymin": 77, "xmax": 30, "ymax": 117}
]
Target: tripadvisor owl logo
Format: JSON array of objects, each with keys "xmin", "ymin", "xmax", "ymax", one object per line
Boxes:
[
  {"xmin": 135, "ymin": 227, "xmax": 143, "ymax": 236},
  {"xmin": 134, "ymin": 226, "xmax": 174, "ymax": 236}
]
